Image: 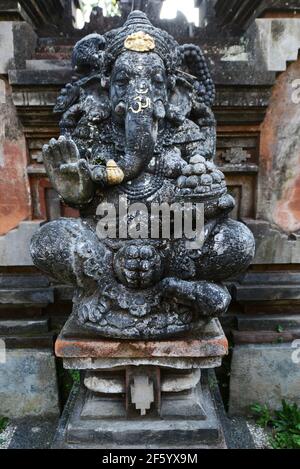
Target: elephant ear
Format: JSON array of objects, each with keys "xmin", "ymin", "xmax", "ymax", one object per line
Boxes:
[
  {"xmin": 167, "ymin": 44, "xmax": 215, "ymax": 125},
  {"xmin": 54, "ymin": 34, "xmax": 107, "ymax": 115},
  {"xmin": 72, "ymin": 33, "xmax": 106, "ymax": 74},
  {"xmin": 179, "ymin": 43, "xmax": 215, "ymax": 109},
  {"xmin": 54, "ymin": 33, "xmax": 111, "ymax": 141}
]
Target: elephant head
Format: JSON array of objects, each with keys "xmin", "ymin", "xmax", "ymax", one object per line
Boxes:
[
  {"xmin": 55, "ymin": 11, "xmax": 215, "ymax": 183},
  {"xmin": 110, "ymin": 51, "xmax": 168, "ymax": 181}
]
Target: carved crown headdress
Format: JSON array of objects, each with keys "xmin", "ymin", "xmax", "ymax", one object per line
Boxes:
[
  {"xmin": 58, "ymin": 10, "xmax": 215, "ymax": 119},
  {"xmin": 104, "ymin": 10, "xmax": 181, "ymax": 72}
]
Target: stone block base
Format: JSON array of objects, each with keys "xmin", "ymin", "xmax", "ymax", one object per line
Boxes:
[
  {"xmin": 53, "ymin": 371, "xmax": 226, "ymax": 449},
  {"xmin": 229, "ymin": 343, "xmax": 300, "ymax": 415},
  {"xmin": 53, "ymin": 316, "xmax": 227, "ymax": 448},
  {"xmin": 0, "ymin": 349, "xmax": 59, "ymax": 418}
]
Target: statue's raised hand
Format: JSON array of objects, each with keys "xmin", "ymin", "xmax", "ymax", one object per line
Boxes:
[{"xmin": 43, "ymin": 136, "xmax": 94, "ymax": 205}]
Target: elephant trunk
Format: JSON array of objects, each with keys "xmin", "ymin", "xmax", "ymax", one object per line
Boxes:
[{"xmin": 117, "ymin": 93, "xmax": 161, "ymax": 182}]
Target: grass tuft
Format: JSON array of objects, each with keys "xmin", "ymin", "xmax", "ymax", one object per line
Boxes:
[{"xmin": 250, "ymin": 400, "xmax": 300, "ymax": 449}]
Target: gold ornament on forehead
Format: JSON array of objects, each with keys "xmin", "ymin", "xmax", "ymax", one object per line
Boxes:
[{"xmin": 124, "ymin": 31, "xmax": 155, "ymax": 52}]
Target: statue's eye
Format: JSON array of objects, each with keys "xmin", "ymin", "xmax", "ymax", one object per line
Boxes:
[
  {"xmin": 153, "ymin": 73, "xmax": 164, "ymax": 84},
  {"xmin": 115, "ymin": 74, "xmax": 129, "ymax": 86}
]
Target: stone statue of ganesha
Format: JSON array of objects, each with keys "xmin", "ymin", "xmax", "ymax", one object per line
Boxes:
[{"xmin": 30, "ymin": 11, "xmax": 255, "ymax": 339}]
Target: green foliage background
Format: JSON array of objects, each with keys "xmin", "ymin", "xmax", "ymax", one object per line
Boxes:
[{"xmin": 80, "ymin": 0, "xmax": 120, "ymax": 17}]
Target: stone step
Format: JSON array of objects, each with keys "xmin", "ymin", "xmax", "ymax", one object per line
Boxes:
[
  {"xmin": 0, "ymin": 288, "xmax": 54, "ymax": 306},
  {"xmin": 0, "ymin": 319, "xmax": 49, "ymax": 335},
  {"xmin": 53, "ymin": 374, "xmax": 226, "ymax": 449},
  {"xmin": 233, "ymin": 283, "xmax": 300, "ymax": 301},
  {"xmin": 26, "ymin": 59, "xmax": 71, "ymax": 71},
  {"xmin": 0, "ymin": 274, "xmax": 49, "ymax": 288},
  {"xmin": 9, "ymin": 68, "xmax": 72, "ymax": 86},
  {"xmin": 232, "ymin": 329, "xmax": 300, "ymax": 344},
  {"xmin": 239, "ymin": 271, "xmax": 300, "ymax": 285},
  {"xmin": 237, "ymin": 314, "xmax": 300, "ymax": 331}
]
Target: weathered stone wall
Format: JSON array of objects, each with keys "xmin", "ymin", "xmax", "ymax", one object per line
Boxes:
[
  {"xmin": 259, "ymin": 59, "xmax": 300, "ymax": 233},
  {"xmin": 0, "ymin": 349, "xmax": 59, "ymax": 418},
  {"xmin": 229, "ymin": 343, "xmax": 300, "ymax": 415},
  {"xmin": 0, "ymin": 77, "xmax": 31, "ymax": 236}
]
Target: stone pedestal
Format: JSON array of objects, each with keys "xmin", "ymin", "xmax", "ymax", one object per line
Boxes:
[{"xmin": 53, "ymin": 317, "xmax": 228, "ymax": 449}]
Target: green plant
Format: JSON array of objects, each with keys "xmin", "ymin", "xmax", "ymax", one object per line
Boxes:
[
  {"xmin": 271, "ymin": 400, "xmax": 300, "ymax": 449},
  {"xmin": 68, "ymin": 370, "xmax": 80, "ymax": 384},
  {"xmin": 251, "ymin": 400, "xmax": 300, "ymax": 449},
  {"xmin": 250, "ymin": 403, "xmax": 272, "ymax": 428},
  {"xmin": 0, "ymin": 417, "xmax": 9, "ymax": 443},
  {"xmin": 0, "ymin": 417, "xmax": 8, "ymax": 433}
]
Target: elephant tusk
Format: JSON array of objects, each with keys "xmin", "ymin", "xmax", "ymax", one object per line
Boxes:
[
  {"xmin": 154, "ymin": 100, "xmax": 166, "ymax": 120},
  {"xmin": 135, "ymin": 87, "xmax": 149, "ymax": 94},
  {"xmin": 106, "ymin": 159, "xmax": 124, "ymax": 185},
  {"xmin": 114, "ymin": 101, "xmax": 126, "ymax": 116}
]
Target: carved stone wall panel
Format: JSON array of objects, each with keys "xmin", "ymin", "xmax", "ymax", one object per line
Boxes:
[{"xmin": 226, "ymin": 175, "xmax": 256, "ymax": 220}]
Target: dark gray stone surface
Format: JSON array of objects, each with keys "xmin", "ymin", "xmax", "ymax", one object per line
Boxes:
[
  {"xmin": 208, "ymin": 370, "xmax": 255, "ymax": 449},
  {"xmin": 0, "ymin": 288, "xmax": 53, "ymax": 305},
  {"xmin": 3, "ymin": 372, "xmax": 255, "ymax": 449},
  {"xmin": 237, "ymin": 314, "xmax": 300, "ymax": 331},
  {"xmin": 229, "ymin": 343, "xmax": 300, "ymax": 415},
  {"xmin": 52, "ymin": 371, "xmax": 226, "ymax": 449},
  {"xmin": 30, "ymin": 11, "xmax": 255, "ymax": 339},
  {"xmin": 0, "ymin": 319, "xmax": 49, "ymax": 335},
  {"xmin": 8, "ymin": 417, "xmax": 59, "ymax": 449},
  {"xmin": 0, "ymin": 349, "xmax": 60, "ymax": 418}
]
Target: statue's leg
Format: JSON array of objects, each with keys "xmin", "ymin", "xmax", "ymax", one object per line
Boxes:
[
  {"xmin": 194, "ymin": 219, "xmax": 255, "ymax": 281},
  {"xmin": 162, "ymin": 219, "xmax": 255, "ymax": 319},
  {"xmin": 30, "ymin": 217, "xmax": 112, "ymax": 285},
  {"xmin": 161, "ymin": 277, "xmax": 231, "ymax": 318}
]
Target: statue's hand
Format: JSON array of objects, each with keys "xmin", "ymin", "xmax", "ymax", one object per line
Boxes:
[
  {"xmin": 90, "ymin": 161, "xmax": 124, "ymax": 186},
  {"xmin": 90, "ymin": 165, "xmax": 107, "ymax": 185},
  {"xmin": 204, "ymin": 193, "xmax": 235, "ymax": 219},
  {"xmin": 177, "ymin": 154, "xmax": 226, "ymax": 196},
  {"xmin": 43, "ymin": 136, "xmax": 94, "ymax": 205}
]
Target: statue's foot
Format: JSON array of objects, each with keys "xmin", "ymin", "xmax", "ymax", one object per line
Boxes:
[
  {"xmin": 113, "ymin": 243, "xmax": 163, "ymax": 288},
  {"xmin": 30, "ymin": 217, "xmax": 113, "ymax": 285},
  {"xmin": 161, "ymin": 277, "xmax": 231, "ymax": 318}
]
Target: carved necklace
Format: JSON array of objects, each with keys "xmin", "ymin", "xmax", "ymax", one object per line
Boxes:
[{"xmin": 117, "ymin": 157, "xmax": 165, "ymax": 200}]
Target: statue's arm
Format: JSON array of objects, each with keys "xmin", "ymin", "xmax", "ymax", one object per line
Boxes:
[
  {"xmin": 43, "ymin": 136, "xmax": 95, "ymax": 206},
  {"xmin": 177, "ymin": 149, "xmax": 234, "ymax": 219}
]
